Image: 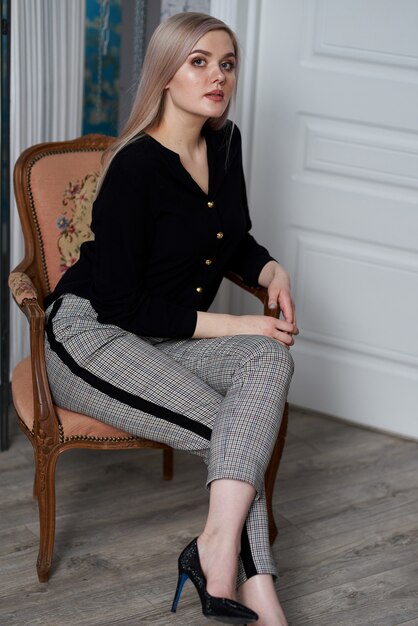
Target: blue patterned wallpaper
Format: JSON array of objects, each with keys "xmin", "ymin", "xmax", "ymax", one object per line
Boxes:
[{"xmin": 82, "ymin": 0, "xmax": 122, "ymax": 136}]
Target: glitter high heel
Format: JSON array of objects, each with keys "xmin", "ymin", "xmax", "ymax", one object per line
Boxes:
[{"xmin": 171, "ymin": 538, "xmax": 258, "ymax": 624}]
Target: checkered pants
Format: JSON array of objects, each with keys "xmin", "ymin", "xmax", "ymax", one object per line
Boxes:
[{"xmin": 45, "ymin": 294, "xmax": 294, "ymax": 585}]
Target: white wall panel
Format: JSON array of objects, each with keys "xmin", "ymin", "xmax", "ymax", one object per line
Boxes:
[
  {"xmin": 290, "ymin": 339, "xmax": 418, "ymax": 440},
  {"xmin": 294, "ymin": 231, "xmax": 418, "ymax": 364},
  {"xmin": 301, "ymin": 0, "xmax": 418, "ymax": 82},
  {"xmin": 295, "ymin": 114, "xmax": 418, "ymax": 202},
  {"xmin": 252, "ymin": 0, "xmax": 418, "ymax": 438}
]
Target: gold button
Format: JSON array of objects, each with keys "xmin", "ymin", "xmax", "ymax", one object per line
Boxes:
[
  {"xmin": 216, "ymin": 232, "xmax": 224, "ymax": 239},
  {"xmin": 207, "ymin": 200, "xmax": 215, "ymax": 208},
  {"xmin": 205, "ymin": 259, "xmax": 213, "ymax": 266},
  {"xmin": 196, "ymin": 286, "xmax": 203, "ymax": 293}
]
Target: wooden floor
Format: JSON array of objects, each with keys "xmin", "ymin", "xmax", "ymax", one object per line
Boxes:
[{"xmin": 1, "ymin": 406, "xmax": 418, "ymax": 626}]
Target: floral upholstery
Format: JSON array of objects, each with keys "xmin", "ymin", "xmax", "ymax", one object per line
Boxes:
[
  {"xmin": 56, "ymin": 172, "xmax": 98, "ymax": 274},
  {"xmin": 13, "ymin": 162, "xmax": 99, "ymax": 303},
  {"xmin": 28, "ymin": 151, "xmax": 103, "ymax": 293}
]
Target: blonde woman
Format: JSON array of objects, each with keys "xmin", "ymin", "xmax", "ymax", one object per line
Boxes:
[{"xmin": 45, "ymin": 12, "xmax": 298, "ymax": 626}]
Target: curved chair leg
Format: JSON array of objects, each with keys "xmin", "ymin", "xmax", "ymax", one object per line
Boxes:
[
  {"xmin": 265, "ymin": 403, "xmax": 289, "ymax": 545},
  {"xmin": 34, "ymin": 444, "xmax": 59, "ymax": 582},
  {"xmin": 33, "ymin": 461, "xmax": 38, "ymax": 500},
  {"xmin": 163, "ymin": 448, "xmax": 174, "ymax": 480}
]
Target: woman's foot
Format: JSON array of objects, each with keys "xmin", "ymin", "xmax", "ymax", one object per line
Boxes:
[
  {"xmin": 197, "ymin": 531, "xmax": 240, "ymax": 600},
  {"xmin": 196, "ymin": 478, "xmax": 257, "ymax": 601},
  {"xmin": 172, "ymin": 538, "xmax": 258, "ymax": 623},
  {"xmin": 238, "ymin": 574, "xmax": 288, "ymax": 626}
]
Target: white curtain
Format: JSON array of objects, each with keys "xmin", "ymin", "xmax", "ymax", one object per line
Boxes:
[{"xmin": 10, "ymin": 0, "xmax": 85, "ymax": 373}]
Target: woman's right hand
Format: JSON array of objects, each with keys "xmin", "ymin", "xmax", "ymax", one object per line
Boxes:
[
  {"xmin": 232, "ymin": 314, "xmax": 297, "ymax": 348},
  {"xmin": 193, "ymin": 312, "xmax": 298, "ymax": 348}
]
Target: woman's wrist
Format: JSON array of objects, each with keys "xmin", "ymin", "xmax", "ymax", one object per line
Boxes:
[
  {"xmin": 193, "ymin": 311, "xmax": 235, "ymax": 339},
  {"xmin": 258, "ymin": 260, "xmax": 287, "ymax": 288}
]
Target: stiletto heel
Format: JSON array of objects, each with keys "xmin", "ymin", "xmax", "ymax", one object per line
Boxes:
[
  {"xmin": 170, "ymin": 537, "xmax": 258, "ymax": 624},
  {"xmin": 171, "ymin": 571, "xmax": 188, "ymax": 612}
]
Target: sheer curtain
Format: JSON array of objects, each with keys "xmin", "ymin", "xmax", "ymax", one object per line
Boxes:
[{"xmin": 9, "ymin": 0, "xmax": 85, "ymax": 373}]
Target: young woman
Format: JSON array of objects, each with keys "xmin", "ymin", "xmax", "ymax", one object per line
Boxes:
[{"xmin": 44, "ymin": 12, "xmax": 298, "ymax": 626}]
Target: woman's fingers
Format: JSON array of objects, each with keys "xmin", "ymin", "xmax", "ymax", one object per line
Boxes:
[
  {"xmin": 275, "ymin": 329, "xmax": 294, "ymax": 346},
  {"xmin": 275, "ymin": 317, "xmax": 298, "ymax": 336},
  {"xmin": 278, "ymin": 291, "xmax": 296, "ymax": 325},
  {"xmin": 267, "ymin": 283, "xmax": 296, "ymax": 325},
  {"xmin": 272, "ymin": 317, "xmax": 298, "ymax": 348}
]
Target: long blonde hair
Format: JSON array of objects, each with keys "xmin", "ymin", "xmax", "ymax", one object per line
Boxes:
[{"xmin": 97, "ymin": 12, "xmax": 240, "ymax": 192}]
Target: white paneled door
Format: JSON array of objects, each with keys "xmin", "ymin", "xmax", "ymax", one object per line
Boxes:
[{"xmin": 249, "ymin": 0, "xmax": 418, "ymax": 438}]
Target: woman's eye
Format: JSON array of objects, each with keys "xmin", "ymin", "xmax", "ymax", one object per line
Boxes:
[
  {"xmin": 221, "ymin": 61, "xmax": 235, "ymax": 71},
  {"xmin": 192, "ymin": 58, "xmax": 206, "ymax": 67}
]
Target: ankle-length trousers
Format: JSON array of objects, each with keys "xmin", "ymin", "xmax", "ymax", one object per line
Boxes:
[{"xmin": 44, "ymin": 294, "xmax": 294, "ymax": 586}]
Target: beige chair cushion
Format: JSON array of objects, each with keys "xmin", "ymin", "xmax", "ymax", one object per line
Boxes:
[{"xmin": 12, "ymin": 357, "xmax": 136, "ymax": 440}]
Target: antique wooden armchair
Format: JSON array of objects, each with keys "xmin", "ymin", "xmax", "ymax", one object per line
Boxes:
[{"xmin": 9, "ymin": 134, "xmax": 288, "ymax": 583}]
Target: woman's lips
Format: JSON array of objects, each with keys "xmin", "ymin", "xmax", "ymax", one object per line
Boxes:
[{"xmin": 205, "ymin": 90, "xmax": 224, "ymax": 101}]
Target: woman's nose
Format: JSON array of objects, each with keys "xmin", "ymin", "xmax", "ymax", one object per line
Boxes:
[{"xmin": 211, "ymin": 65, "xmax": 226, "ymax": 84}]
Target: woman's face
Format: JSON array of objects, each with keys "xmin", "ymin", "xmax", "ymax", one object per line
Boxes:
[{"xmin": 165, "ymin": 29, "xmax": 237, "ymax": 122}]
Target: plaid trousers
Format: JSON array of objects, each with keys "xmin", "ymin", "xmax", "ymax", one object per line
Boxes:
[{"xmin": 45, "ymin": 294, "xmax": 294, "ymax": 585}]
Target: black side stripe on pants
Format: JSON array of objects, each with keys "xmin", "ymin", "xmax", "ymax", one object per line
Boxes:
[
  {"xmin": 240, "ymin": 524, "xmax": 258, "ymax": 580},
  {"xmin": 45, "ymin": 298, "xmax": 212, "ymax": 442}
]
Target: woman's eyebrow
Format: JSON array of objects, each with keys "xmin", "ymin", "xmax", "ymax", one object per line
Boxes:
[{"xmin": 189, "ymin": 48, "xmax": 236, "ymax": 58}]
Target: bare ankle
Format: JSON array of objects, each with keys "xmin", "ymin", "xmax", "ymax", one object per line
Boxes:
[{"xmin": 199, "ymin": 529, "xmax": 240, "ymax": 554}]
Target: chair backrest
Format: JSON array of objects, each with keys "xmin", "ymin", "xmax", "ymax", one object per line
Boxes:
[{"xmin": 13, "ymin": 134, "xmax": 113, "ymax": 303}]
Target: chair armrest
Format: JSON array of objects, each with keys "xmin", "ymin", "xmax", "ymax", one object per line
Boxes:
[
  {"xmin": 9, "ymin": 270, "xmax": 60, "ymax": 441},
  {"xmin": 225, "ymin": 271, "xmax": 279, "ymax": 318},
  {"xmin": 9, "ymin": 271, "xmax": 38, "ymax": 306}
]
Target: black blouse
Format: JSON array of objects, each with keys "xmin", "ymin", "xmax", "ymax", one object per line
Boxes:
[{"xmin": 46, "ymin": 122, "xmax": 274, "ymax": 337}]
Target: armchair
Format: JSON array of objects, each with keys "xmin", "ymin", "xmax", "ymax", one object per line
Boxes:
[{"xmin": 9, "ymin": 134, "xmax": 288, "ymax": 583}]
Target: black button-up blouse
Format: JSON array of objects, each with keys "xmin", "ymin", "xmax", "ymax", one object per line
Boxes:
[{"xmin": 47, "ymin": 122, "xmax": 274, "ymax": 338}]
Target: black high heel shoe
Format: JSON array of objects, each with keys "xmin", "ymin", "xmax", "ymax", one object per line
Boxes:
[{"xmin": 171, "ymin": 538, "xmax": 258, "ymax": 624}]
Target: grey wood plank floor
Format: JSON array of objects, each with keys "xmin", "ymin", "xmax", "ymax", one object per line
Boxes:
[{"xmin": 1, "ymin": 406, "xmax": 418, "ymax": 626}]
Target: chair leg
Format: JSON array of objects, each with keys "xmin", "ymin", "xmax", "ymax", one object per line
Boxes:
[
  {"xmin": 34, "ymin": 445, "xmax": 59, "ymax": 582},
  {"xmin": 33, "ymin": 466, "xmax": 38, "ymax": 500},
  {"xmin": 265, "ymin": 402, "xmax": 289, "ymax": 545},
  {"xmin": 163, "ymin": 448, "xmax": 174, "ymax": 480}
]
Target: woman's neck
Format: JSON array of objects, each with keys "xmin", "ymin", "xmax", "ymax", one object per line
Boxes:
[
  {"xmin": 148, "ymin": 114, "xmax": 209, "ymax": 194},
  {"xmin": 148, "ymin": 115, "xmax": 207, "ymax": 160}
]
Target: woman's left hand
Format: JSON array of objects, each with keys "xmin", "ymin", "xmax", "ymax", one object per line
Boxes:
[{"xmin": 258, "ymin": 261, "xmax": 298, "ymax": 338}]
